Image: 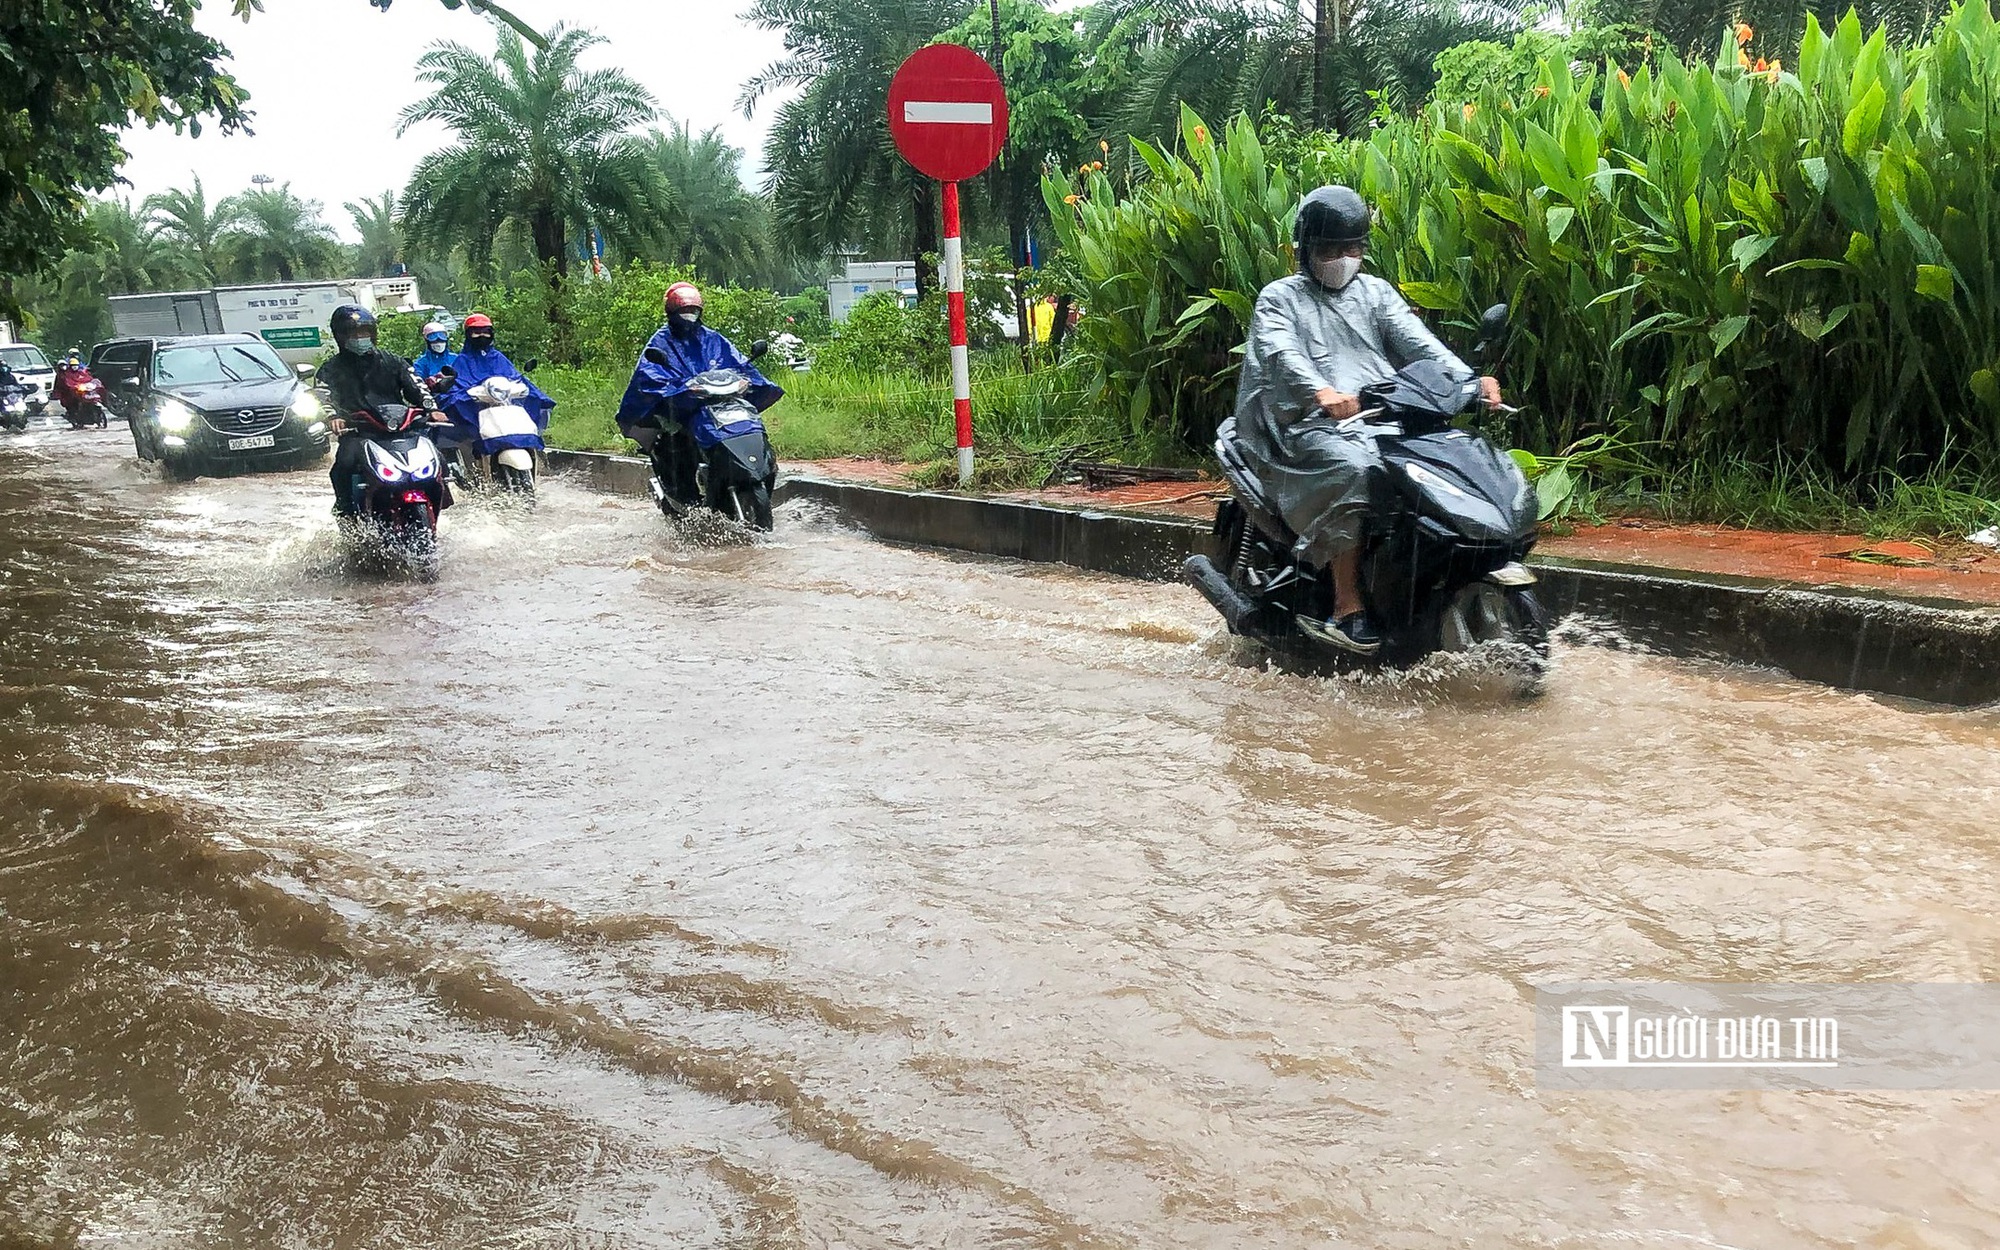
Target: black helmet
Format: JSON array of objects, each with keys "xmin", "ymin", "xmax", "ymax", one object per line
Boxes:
[
  {"xmin": 329, "ymin": 304, "xmax": 378, "ymax": 350},
  {"xmin": 1293, "ymin": 186, "xmax": 1371, "ymax": 274}
]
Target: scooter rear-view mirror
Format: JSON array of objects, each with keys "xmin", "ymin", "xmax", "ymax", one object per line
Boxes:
[
  {"xmin": 748, "ymin": 340, "xmax": 770, "ymax": 361},
  {"xmin": 1473, "ymin": 303, "xmax": 1510, "ymax": 367},
  {"xmin": 643, "ymin": 347, "xmax": 670, "ymax": 367},
  {"xmin": 521, "ymin": 359, "xmax": 539, "ymax": 374}
]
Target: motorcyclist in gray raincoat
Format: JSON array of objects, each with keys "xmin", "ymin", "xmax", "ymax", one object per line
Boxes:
[{"xmin": 1222, "ymin": 185, "xmax": 1502, "ymax": 655}]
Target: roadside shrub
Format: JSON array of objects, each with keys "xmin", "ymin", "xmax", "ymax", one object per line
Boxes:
[{"xmin": 1045, "ymin": 2, "xmax": 2000, "ymax": 484}]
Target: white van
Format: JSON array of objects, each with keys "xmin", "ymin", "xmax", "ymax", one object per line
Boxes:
[{"xmin": 0, "ymin": 343, "xmax": 56, "ymax": 410}]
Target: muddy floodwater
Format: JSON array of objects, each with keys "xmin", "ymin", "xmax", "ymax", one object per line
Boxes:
[{"xmin": 3, "ymin": 423, "xmax": 1998, "ymax": 1249}]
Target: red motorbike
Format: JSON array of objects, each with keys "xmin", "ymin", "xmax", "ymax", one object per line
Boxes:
[{"xmin": 53, "ymin": 363, "xmax": 108, "ymax": 429}]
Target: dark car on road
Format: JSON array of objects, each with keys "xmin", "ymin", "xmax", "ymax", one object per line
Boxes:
[{"xmin": 91, "ymin": 334, "xmax": 331, "ymax": 479}]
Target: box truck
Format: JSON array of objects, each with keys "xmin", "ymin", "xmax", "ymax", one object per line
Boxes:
[{"xmin": 108, "ymin": 279, "xmax": 426, "ymax": 367}]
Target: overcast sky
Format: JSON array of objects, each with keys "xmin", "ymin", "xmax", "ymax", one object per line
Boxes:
[{"xmin": 117, "ymin": 0, "xmax": 791, "ymax": 243}]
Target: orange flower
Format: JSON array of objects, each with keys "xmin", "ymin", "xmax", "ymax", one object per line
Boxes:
[
  {"xmin": 1463, "ymin": 102, "xmax": 1477, "ymax": 120},
  {"xmin": 1534, "ymin": 84, "xmax": 1550, "ymax": 98},
  {"xmin": 1618, "ymin": 68, "xmax": 1632, "ymax": 87},
  {"xmin": 1090, "ymin": 161, "xmax": 1103, "ymax": 170},
  {"xmin": 1769, "ymin": 58, "xmax": 1783, "ymax": 73},
  {"xmin": 1063, "ymin": 194, "xmax": 1081, "ymax": 205},
  {"xmin": 1753, "ymin": 56, "xmax": 1769, "ymax": 72},
  {"xmin": 1099, "ymin": 139, "xmax": 1110, "ymax": 155},
  {"xmin": 1737, "ymin": 48, "xmax": 1752, "ymax": 67},
  {"xmin": 1080, "ymin": 162, "xmax": 1092, "ymax": 173},
  {"xmin": 1736, "ymin": 21, "xmax": 1753, "ymax": 43},
  {"xmin": 1193, "ymin": 124, "xmax": 1209, "ymax": 143}
]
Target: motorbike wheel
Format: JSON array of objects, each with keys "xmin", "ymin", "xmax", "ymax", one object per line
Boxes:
[
  {"xmin": 728, "ymin": 483, "xmax": 773, "ymax": 531},
  {"xmin": 496, "ymin": 463, "xmax": 537, "ymax": 500},
  {"xmin": 1436, "ymin": 582, "xmax": 1550, "ymax": 695},
  {"xmin": 387, "ymin": 507, "xmax": 441, "ymax": 583},
  {"xmin": 1438, "ymin": 582, "xmax": 1548, "ymax": 651}
]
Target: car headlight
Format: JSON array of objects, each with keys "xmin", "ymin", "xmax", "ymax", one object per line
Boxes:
[
  {"xmin": 156, "ymin": 399, "xmax": 196, "ymax": 432},
  {"xmin": 289, "ymin": 390, "xmax": 324, "ymax": 421}
]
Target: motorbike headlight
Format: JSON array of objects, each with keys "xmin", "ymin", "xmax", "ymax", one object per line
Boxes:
[
  {"xmin": 289, "ymin": 390, "xmax": 324, "ymax": 421},
  {"xmin": 156, "ymin": 398, "xmax": 196, "ymax": 433},
  {"xmin": 1403, "ymin": 461, "xmax": 1473, "ymax": 505}
]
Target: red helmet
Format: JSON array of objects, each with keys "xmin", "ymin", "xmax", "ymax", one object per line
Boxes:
[
  {"xmin": 462, "ymin": 313, "xmax": 494, "ymax": 332},
  {"xmin": 663, "ymin": 283, "xmax": 703, "ymax": 314}
]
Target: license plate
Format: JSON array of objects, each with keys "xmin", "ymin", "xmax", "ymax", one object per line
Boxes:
[{"xmin": 228, "ymin": 434, "xmax": 276, "ymax": 450}]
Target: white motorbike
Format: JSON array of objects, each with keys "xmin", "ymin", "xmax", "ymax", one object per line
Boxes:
[{"xmin": 444, "ymin": 375, "xmax": 543, "ymax": 499}]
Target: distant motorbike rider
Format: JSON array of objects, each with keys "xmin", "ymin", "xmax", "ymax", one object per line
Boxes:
[
  {"xmin": 316, "ymin": 304, "xmax": 443, "ymax": 517},
  {"xmin": 437, "ymin": 312, "xmax": 552, "ymax": 431},
  {"xmin": 614, "ymin": 282, "xmax": 780, "ymax": 501},
  {"xmin": 1224, "ymin": 185, "xmax": 1502, "ymax": 656},
  {"xmin": 412, "ymin": 319, "xmax": 457, "ymax": 382}
]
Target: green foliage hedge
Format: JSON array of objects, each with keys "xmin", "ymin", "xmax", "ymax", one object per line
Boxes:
[{"xmin": 1047, "ymin": 2, "xmax": 2000, "ymax": 484}]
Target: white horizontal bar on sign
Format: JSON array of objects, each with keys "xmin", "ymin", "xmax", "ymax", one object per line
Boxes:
[{"xmin": 904, "ymin": 101, "xmax": 993, "ymax": 124}]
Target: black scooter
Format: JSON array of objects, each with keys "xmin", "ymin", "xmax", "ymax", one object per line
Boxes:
[
  {"xmin": 1184, "ymin": 304, "xmax": 1548, "ymax": 678},
  {"xmin": 341, "ymin": 402, "xmax": 449, "ymax": 581},
  {"xmin": 641, "ymin": 340, "xmax": 778, "ymax": 531}
]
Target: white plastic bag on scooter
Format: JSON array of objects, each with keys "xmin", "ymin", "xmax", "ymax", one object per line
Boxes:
[{"xmin": 463, "ymin": 376, "xmax": 541, "ymax": 481}]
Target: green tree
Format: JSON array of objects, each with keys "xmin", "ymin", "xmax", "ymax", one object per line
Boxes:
[
  {"xmin": 218, "ymin": 184, "xmax": 342, "ymax": 282},
  {"xmin": 346, "ymin": 191, "xmax": 402, "ymax": 277},
  {"xmin": 143, "ymin": 175, "xmax": 233, "ymax": 283},
  {"xmin": 398, "ymin": 24, "xmax": 668, "ymax": 285},
  {"xmin": 645, "ymin": 123, "xmax": 768, "ymax": 284},
  {"xmin": 61, "ymin": 199, "xmax": 195, "ymax": 297},
  {"xmin": 1098, "ymin": 0, "xmax": 1527, "ymax": 140},
  {"xmin": 741, "ymin": 0, "xmax": 970, "ymax": 295},
  {"xmin": 0, "ymin": 1, "xmax": 246, "ymax": 318}
]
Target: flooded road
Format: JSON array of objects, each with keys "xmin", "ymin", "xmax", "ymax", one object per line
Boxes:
[{"xmin": 4, "ymin": 423, "xmax": 1999, "ymax": 1249}]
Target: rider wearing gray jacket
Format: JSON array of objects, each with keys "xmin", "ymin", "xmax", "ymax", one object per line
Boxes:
[{"xmin": 1222, "ymin": 185, "xmax": 1500, "ymax": 654}]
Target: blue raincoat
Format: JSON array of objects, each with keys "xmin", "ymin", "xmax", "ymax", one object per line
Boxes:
[
  {"xmin": 615, "ymin": 324, "xmax": 782, "ymax": 448},
  {"xmin": 412, "ymin": 345, "xmax": 458, "ymax": 381},
  {"xmin": 439, "ymin": 345, "xmax": 554, "ymax": 455}
]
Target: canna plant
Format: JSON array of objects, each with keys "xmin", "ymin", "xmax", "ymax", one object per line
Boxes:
[{"xmin": 1045, "ymin": 1, "xmax": 2000, "ymax": 489}]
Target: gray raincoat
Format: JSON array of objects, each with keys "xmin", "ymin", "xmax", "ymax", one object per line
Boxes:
[{"xmin": 1223, "ymin": 272, "xmax": 1471, "ymax": 566}]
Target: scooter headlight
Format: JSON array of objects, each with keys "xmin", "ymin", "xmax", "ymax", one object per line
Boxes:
[
  {"xmin": 156, "ymin": 398, "xmax": 196, "ymax": 433},
  {"xmin": 405, "ymin": 441, "xmax": 439, "ymax": 481},
  {"xmin": 1403, "ymin": 461, "xmax": 1473, "ymax": 506},
  {"xmin": 365, "ymin": 443, "xmax": 406, "ymax": 483}
]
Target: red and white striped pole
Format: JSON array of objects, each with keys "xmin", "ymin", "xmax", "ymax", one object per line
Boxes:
[{"xmin": 941, "ymin": 180, "xmax": 973, "ymax": 485}]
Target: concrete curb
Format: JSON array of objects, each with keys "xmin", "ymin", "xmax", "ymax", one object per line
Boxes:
[{"xmin": 544, "ymin": 448, "xmax": 2000, "ymax": 707}]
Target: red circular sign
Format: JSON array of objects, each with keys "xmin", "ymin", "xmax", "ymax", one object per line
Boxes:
[{"xmin": 887, "ymin": 44, "xmax": 1010, "ymax": 183}]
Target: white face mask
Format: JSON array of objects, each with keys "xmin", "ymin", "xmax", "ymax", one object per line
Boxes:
[{"xmin": 1313, "ymin": 255, "xmax": 1363, "ymax": 290}]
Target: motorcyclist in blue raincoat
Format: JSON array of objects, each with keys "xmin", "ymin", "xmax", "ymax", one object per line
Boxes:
[
  {"xmin": 411, "ymin": 320, "xmax": 457, "ymax": 382},
  {"xmin": 615, "ymin": 282, "xmax": 781, "ymax": 503},
  {"xmin": 436, "ymin": 312, "xmax": 553, "ymax": 451}
]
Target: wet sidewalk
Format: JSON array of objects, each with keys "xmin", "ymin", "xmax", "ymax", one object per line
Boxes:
[{"xmin": 793, "ymin": 458, "xmax": 2000, "ymax": 608}]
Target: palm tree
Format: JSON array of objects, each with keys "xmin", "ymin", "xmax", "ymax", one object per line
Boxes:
[
  {"xmin": 217, "ymin": 184, "xmax": 342, "ymax": 282},
  {"xmin": 1102, "ymin": 0, "xmax": 1525, "ymax": 141},
  {"xmin": 345, "ymin": 191, "xmax": 402, "ymax": 277},
  {"xmin": 740, "ymin": 0, "xmax": 971, "ymax": 295},
  {"xmin": 143, "ymin": 175, "xmax": 232, "ymax": 283},
  {"xmin": 398, "ymin": 24, "xmax": 668, "ymax": 284},
  {"xmin": 644, "ymin": 123, "xmax": 768, "ymax": 283},
  {"xmin": 61, "ymin": 198, "xmax": 196, "ymax": 296}
]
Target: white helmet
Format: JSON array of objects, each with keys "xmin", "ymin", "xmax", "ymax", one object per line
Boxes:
[{"xmin": 422, "ymin": 320, "xmax": 449, "ymax": 339}]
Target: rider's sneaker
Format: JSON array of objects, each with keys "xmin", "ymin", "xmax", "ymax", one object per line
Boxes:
[{"xmin": 1297, "ymin": 610, "xmax": 1382, "ymax": 656}]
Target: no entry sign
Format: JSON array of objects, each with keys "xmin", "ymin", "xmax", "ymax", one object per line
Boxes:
[
  {"xmin": 888, "ymin": 44, "xmax": 1009, "ymax": 485},
  {"xmin": 888, "ymin": 44, "xmax": 1009, "ymax": 183}
]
